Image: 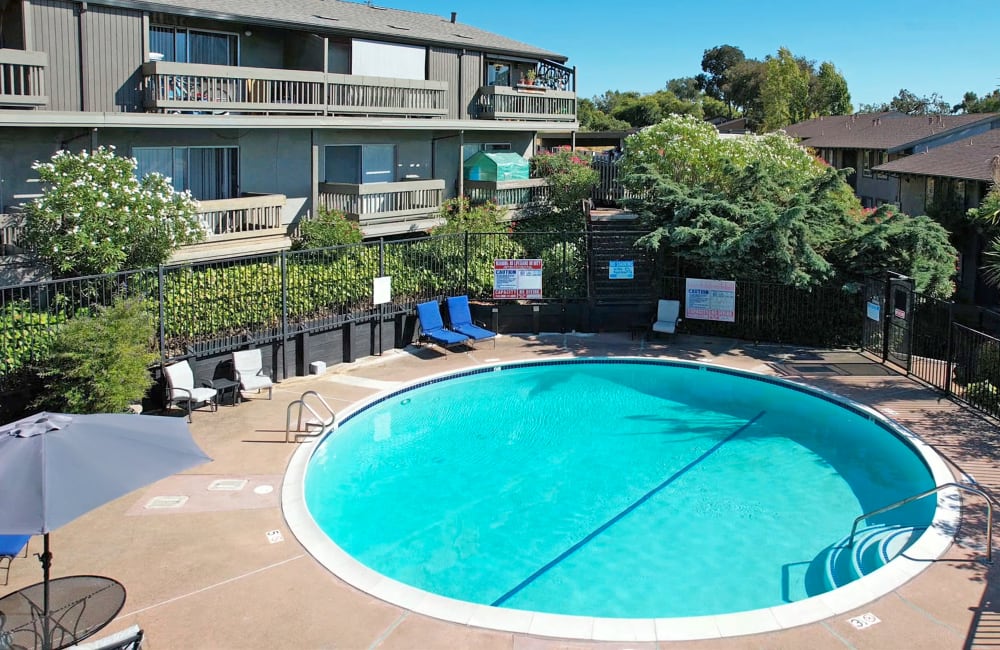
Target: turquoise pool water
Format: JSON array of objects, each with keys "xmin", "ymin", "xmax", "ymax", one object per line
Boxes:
[{"xmin": 303, "ymin": 359, "xmax": 937, "ymax": 618}]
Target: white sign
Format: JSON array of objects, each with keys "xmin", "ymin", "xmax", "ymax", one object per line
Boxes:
[
  {"xmin": 609, "ymin": 260, "xmax": 634, "ymax": 280},
  {"xmin": 373, "ymin": 276, "xmax": 392, "ymax": 305},
  {"xmin": 494, "ymin": 259, "xmax": 543, "ymax": 299},
  {"xmin": 685, "ymin": 278, "xmax": 736, "ymax": 322},
  {"xmin": 265, "ymin": 529, "xmax": 284, "ymax": 544},
  {"xmin": 866, "ymin": 301, "xmax": 880, "ymax": 322}
]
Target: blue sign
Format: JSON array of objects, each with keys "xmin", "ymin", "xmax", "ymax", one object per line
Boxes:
[
  {"xmin": 609, "ymin": 260, "xmax": 634, "ymax": 280},
  {"xmin": 866, "ymin": 301, "xmax": 881, "ymax": 322}
]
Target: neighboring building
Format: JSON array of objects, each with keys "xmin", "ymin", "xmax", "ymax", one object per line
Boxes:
[
  {"xmin": 783, "ymin": 112, "xmax": 1000, "ymax": 209},
  {"xmin": 873, "ymin": 129, "xmax": 1000, "ymax": 304},
  {"xmin": 0, "ymin": 0, "xmax": 578, "ymax": 261}
]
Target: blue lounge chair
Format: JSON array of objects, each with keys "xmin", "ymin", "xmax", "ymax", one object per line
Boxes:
[
  {"xmin": 416, "ymin": 300, "xmax": 469, "ymax": 350},
  {"xmin": 446, "ymin": 295, "xmax": 497, "ymax": 348},
  {"xmin": 1, "ymin": 534, "xmax": 30, "ymax": 585}
]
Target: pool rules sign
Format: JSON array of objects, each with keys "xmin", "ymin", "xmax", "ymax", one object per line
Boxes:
[
  {"xmin": 685, "ymin": 278, "xmax": 736, "ymax": 322},
  {"xmin": 494, "ymin": 259, "xmax": 543, "ymax": 299}
]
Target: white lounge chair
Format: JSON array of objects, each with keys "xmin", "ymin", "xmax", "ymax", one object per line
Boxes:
[
  {"xmin": 232, "ymin": 349, "xmax": 273, "ymax": 400},
  {"xmin": 68, "ymin": 624, "xmax": 144, "ymax": 649},
  {"xmin": 163, "ymin": 360, "xmax": 217, "ymax": 422},
  {"xmin": 651, "ymin": 299, "xmax": 682, "ymax": 336}
]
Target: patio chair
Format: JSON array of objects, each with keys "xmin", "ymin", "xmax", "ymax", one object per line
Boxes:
[
  {"xmin": 445, "ymin": 295, "xmax": 497, "ymax": 348},
  {"xmin": 416, "ymin": 300, "xmax": 469, "ymax": 351},
  {"xmin": 232, "ymin": 349, "xmax": 273, "ymax": 400},
  {"xmin": 0, "ymin": 534, "xmax": 29, "ymax": 585},
  {"xmin": 68, "ymin": 624, "xmax": 144, "ymax": 649},
  {"xmin": 651, "ymin": 299, "xmax": 681, "ymax": 337},
  {"xmin": 163, "ymin": 360, "xmax": 217, "ymax": 422}
]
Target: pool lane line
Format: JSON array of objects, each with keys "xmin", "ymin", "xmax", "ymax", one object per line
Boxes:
[{"xmin": 490, "ymin": 410, "xmax": 767, "ymax": 607}]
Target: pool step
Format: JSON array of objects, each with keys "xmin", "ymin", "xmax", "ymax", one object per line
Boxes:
[{"xmin": 824, "ymin": 524, "xmax": 926, "ymax": 589}]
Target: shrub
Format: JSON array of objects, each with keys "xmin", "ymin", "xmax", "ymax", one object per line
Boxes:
[
  {"xmin": 292, "ymin": 206, "xmax": 363, "ymax": 249},
  {"xmin": 530, "ymin": 151, "xmax": 599, "ymax": 217},
  {"xmin": 31, "ymin": 298, "xmax": 158, "ymax": 413},
  {"xmin": 23, "ymin": 146, "xmax": 202, "ymax": 277}
]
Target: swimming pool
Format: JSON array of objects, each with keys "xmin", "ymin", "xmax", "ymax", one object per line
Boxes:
[{"xmin": 284, "ymin": 358, "xmax": 957, "ymax": 641}]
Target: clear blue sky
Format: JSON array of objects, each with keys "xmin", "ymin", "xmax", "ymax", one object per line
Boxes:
[{"xmin": 383, "ymin": 0, "xmax": 998, "ymax": 109}]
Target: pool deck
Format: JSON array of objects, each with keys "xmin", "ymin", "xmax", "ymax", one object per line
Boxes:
[{"xmin": 5, "ymin": 332, "xmax": 1000, "ymax": 649}]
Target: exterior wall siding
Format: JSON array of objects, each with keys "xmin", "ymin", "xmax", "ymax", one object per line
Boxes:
[
  {"xmin": 29, "ymin": 0, "xmax": 81, "ymax": 111},
  {"xmin": 897, "ymin": 175, "xmax": 927, "ymax": 216},
  {"xmin": 460, "ymin": 50, "xmax": 482, "ymax": 119},
  {"xmin": 428, "ymin": 46, "xmax": 459, "ymax": 119},
  {"xmin": 83, "ymin": 4, "xmax": 144, "ymax": 112}
]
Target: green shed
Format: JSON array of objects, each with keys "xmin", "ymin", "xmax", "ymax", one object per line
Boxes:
[{"xmin": 463, "ymin": 151, "xmax": 531, "ymax": 182}]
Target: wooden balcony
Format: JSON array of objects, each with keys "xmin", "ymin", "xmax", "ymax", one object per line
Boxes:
[
  {"xmin": 143, "ymin": 61, "xmax": 447, "ymax": 117},
  {"xmin": 465, "ymin": 178, "xmax": 551, "ymax": 215},
  {"xmin": 0, "ymin": 49, "xmax": 48, "ymax": 108},
  {"xmin": 171, "ymin": 193, "xmax": 289, "ymax": 263},
  {"xmin": 475, "ymin": 85, "xmax": 576, "ymax": 122},
  {"xmin": 318, "ymin": 179, "xmax": 446, "ymax": 236},
  {"xmin": 195, "ymin": 193, "xmax": 286, "ymax": 239}
]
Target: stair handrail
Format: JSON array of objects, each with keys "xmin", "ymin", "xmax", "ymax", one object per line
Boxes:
[
  {"xmin": 285, "ymin": 390, "xmax": 336, "ymax": 443},
  {"xmin": 849, "ymin": 481, "xmax": 995, "ymax": 563}
]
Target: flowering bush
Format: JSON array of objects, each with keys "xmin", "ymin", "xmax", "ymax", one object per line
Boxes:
[{"xmin": 23, "ymin": 146, "xmax": 203, "ymax": 277}]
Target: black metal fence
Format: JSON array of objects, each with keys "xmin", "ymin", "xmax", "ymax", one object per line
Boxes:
[
  {"xmin": 14, "ymin": 233, "xmax": 1000, "ymax": 425},
  {"xmin": 862, "ymin": 274, "xmax": 1000, "ymax": 420}
]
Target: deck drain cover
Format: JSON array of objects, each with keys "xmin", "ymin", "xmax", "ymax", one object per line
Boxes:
[
  {"xmin": 253, "ymin": 485, "xmax": 274, "ymax": 495},
  {"xmin": 208, "ymin": 479, "xmax": 248, "ymax": 491},
  {"xmin": 145, "ymin": 496, "xmax": 189, "ymax": 509}
]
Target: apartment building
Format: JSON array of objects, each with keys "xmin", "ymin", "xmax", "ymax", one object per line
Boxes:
[{"xmin": 0, "ymin": 0, "xmax": 578, "ymax": 261}]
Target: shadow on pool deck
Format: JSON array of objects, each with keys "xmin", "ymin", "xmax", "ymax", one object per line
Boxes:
[{"xmin": 3, "ymin": 333, "xmax": 999, "ymax": 649}]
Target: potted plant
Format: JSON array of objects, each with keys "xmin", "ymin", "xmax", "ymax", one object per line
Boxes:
[{"xmin": 522, "ymin": 69, "xmax": 538, "ymax": 86}]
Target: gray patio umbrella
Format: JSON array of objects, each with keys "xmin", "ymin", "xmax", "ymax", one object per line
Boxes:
[{"xmin": 0, "ymin": 411, "xmax": 212, "ymax": 649}]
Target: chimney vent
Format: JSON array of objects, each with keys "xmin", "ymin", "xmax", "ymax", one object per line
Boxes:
[{"xmin": 450, "ymin": 11, "xmax": 457, "ymax": 23}]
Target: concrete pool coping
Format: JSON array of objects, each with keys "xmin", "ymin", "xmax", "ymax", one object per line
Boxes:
[{"xmin": 282, "ymin": 356, "xmax": 962, "ymax": 643}]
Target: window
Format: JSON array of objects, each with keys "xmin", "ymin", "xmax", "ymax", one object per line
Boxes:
[
  {"xmin": 487, "ymin": 61, "xmax": 511, "ymax": 87},
  {"xmin": 861, "ymin": 150, "xmax": 887, "ymax": 178},
  {"xmin": 350, "ymin": 40, "xmax": 425, "ymax": 80},
  {"xmin": 133, "ymin": 146, "xmax": 239, "ymax": 200},
  {"xmin": 325, "ymin": 145, "xmax": 396, "ymax": 184},
  {"xmin": 462, "ymin": 143, "xmax": 511, "ymax": 160},
  {"xmin": 150, "ymin": 26, "xmax": 238, "ymax": 66},
  {"xmin": 925, "ymin": 178, "xmax": 935, "ymax": 208}
]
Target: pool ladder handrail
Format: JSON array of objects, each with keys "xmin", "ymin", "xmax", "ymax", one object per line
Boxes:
[
  {"xmin": 285, "ymin": 390, "xmax": 336, "ymax": 443},
  {"xmin": 848, "ymin": 481, "xmax": 996, "ymax": 563}
]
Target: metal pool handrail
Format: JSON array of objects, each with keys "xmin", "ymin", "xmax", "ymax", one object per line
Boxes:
[
  {"xmin": 285, "ymin": 390, "xmax": 336, "ymax": 443},
  {"xmin": 848, "ymin": 482, "xmax": 995, "ymax": 563}
]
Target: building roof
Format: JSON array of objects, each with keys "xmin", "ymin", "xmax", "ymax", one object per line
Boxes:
[
  {"xmin": 111, "ymin": 0, "xmax": 567, "ymax": 61},
  {"xmin": 782, "ymin": 112, "xmax": 997, "ymax": 150},
  {"xmin": 873, "ymin": 129, "xmax": 1000, "ymax": 182}
]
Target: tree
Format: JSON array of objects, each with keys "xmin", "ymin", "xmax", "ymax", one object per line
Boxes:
[
  {"xmin": 696, "ymin": 45, "xmax": 745, "ymax": 116},
  {"xmin": 952, "ymin": 89, "xmax": 1000, "ymax": 114},
  {"xmin": 620, "ymin": 115, "xmax": 956, "ymax": 296},
  {"xmin": 809, "ymin": 62, "xmax": 853, "ymax": 116},
  {"xmin": 666, "ymin": 77, "xmax": 701, "ymax": 102},
  {"xmin": 578, "ymin": 98, "xmax": 631, "ymax": 131},
  {"xmin": 862, "ymin": 89, "xmax": 952, "ymax": 115},
  {"xmin": 611, "ymin": 95, "xmax": 664, "ymax": 128},
  {"xmin": 32, "ymin": 298, "xmax": 158, "ymax": 414},
  {"xmin": 23, "ymin": 146, "xmax": 203, "ymax": 277},
  {"xmin": 759, "ymin": 48, "xmax": 812, "ymax": 131}
]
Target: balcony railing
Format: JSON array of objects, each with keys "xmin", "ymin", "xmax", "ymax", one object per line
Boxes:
[
  {"xmin": 476, "ymin": 85, "xmax": 576, "ymax": 122},
  {"xmin": 195, "ymin": 193, "xmax": 286, "ymax": 239},
  {"xmin": 0, "ymin": 49, "xmax": 48, "ymax": 108},
  {"xmin": 465, "ymin": 179, "xmax": 551, "ymax": 211},
  {"xmin": 318, "ymin": 180, "xmax": 446, "ymax": 226},
  {"xmin": 143, "ymin": 62, "xmax": 447, "ymax": 117}
]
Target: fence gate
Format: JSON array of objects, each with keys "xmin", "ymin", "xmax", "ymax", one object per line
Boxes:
[
  {"xmin": 885, "ymin": 275, "xmax": 915, "ymax": 371},
  {"xmin": 587, "ymin": 223, "xmax": 656, "ymax": 303},
  {"xmin": 861, "ymin": 277, "xmax": 886, "ymax": 357}
]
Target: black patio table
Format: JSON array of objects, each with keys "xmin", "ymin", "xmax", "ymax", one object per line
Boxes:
[{"xmin": 0, "ymin": 575, "xmax": 125, "ymax": 650}]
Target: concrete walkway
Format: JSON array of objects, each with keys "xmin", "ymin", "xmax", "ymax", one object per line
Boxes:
[{"xmin": 4, "ymin": 333, "xmax": 1000, "ymax": 649}]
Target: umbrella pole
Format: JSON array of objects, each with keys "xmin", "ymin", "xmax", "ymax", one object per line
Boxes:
[{"xmin": 40, "ymin": 532, "xmax": 52, "ymax": 650}]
